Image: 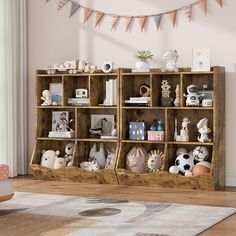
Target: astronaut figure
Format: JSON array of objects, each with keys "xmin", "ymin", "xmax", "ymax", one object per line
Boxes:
[{"xmin": 184, "ymin": 84, "xmax": 202, "ymax": 107}]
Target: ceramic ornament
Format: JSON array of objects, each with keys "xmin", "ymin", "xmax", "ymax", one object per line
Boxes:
[
  {"xmin": 197, "ymin": 118, "xmax": 212, "ymax": 142},
  {"xmin": 174, "ymin": 84, "xmax": 180, "ymax": 107},
  {"xmin": 145, "ymin": 150, "xmax": 165, "ymax": 172}
]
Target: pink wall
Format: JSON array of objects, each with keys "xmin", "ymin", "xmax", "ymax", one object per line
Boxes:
[{"xmin": 27, "ymin": 0, "xmax": 236, "ymax": 186}]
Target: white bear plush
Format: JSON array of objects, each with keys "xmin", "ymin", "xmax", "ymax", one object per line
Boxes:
[
  {"xmin": 64, "ymin": 142, "xmax": 75, "ymax": 167},
  {"xmin": 40, "ymin": 150, "xmax": 60, "ymax": 169},
  {"xmin": 41, "ymin": 90, "xmax": 52, "ymax": 106},
  {"xmin": 54, "ymin": 157, "xmax": 67, "ymax": 169}
]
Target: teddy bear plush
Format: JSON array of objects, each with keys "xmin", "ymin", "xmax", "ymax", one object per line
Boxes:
[
  {"xmin": 54, "ymin": 157, "xmax": 67, "ymax": 169},
  {"xmin": 40, "ymin": 150, "xmax": 60, "ymax": 169},
  {"xmin": 41, "ymin": 90, "xmax": 52, "ymax": 106},
  {"xmin": 64, "ymin": 142, "xmax": 75, "ymax": 167}
]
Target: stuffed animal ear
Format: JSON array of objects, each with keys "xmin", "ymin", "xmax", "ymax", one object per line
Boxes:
[
  {"xmin": 56, "ymin": 150, "xmax": 60, "ymax": 156},
  {"xmin": 42, "ymin": 150, "xmax": 46, "ymax": 154}
]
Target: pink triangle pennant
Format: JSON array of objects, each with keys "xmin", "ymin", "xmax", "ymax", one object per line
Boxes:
[
  {"xmin": 95, "ymin": 12, "xmax": 104, "ymax": 27},
  {"xmin": 57, "ymin": 0, "xmax": 69, "ymax": 10},
  {"xmin": 111, "ymin": 16, "xmax": 120, "ymax": 31},
  {"xmin": 168, "ymin": 10, "xmax": 177, "ymax": 27},
  {"xmin": 138, "ymin": 16, "xmax": 147, "ymax": 32},
  {"xmin": 198, "ymin": 0, "xmax": 207, "ymax": 15},
  {"xmin": 84, "ymin": 8, "xmax": 93, "ymax": 23},
  {"xmin": 215, "ymin": 0, "xmax": 223, "ymax": 7},
  {"xmin": 125, "ymin": 17, "xmax": 133, "ymax": 32},
  {"xmin": 184, "ymin": 6, "xmax": 192, "ymax": 22}
]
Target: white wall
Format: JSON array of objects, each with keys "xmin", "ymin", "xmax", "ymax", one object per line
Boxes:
[{"xmin": 27, "ymin": 0, "xmax": 236, "ymax": 186}]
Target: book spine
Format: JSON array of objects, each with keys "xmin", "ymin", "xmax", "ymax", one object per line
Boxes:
[
  {"xmin": 105, "ymin": 80, "xmax": 110, "ymax": 105},
  {"xmin": 113, "ymin": 79, "xmax": 117, "ymax": 106},
  {"xmin": 108, "ymin": 79, "xmax": 113, "ymax": 105}
]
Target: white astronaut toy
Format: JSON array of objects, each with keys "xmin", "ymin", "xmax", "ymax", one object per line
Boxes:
[{"xmin": 184, "ymin": 85, "xmax": 202, "ymax": 107}]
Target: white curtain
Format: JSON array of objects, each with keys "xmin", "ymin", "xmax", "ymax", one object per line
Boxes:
[{"xmin": 0, "ymin": 0, "xmax": 27, "ymax": 176}]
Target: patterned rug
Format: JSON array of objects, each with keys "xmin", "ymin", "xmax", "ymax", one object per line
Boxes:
[{"xmin": 0, "ymin": 192, "xmax": 235, "ymax": 236}]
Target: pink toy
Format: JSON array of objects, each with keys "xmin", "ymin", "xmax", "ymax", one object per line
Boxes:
[
  {"xmin": 126, "ymin": 147, "xmax": 147, "ymax": 173},
  {"xmin": 0, "ymin": 164, "xmax": 9, "ymax": 180}
]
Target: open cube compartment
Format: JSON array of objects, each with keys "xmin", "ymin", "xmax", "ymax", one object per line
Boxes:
[
  {"xmin": 116, "ymin": 142, "xmax": 166, "ymax": 186},
  {"xmin": 63, "ymin": 75, "xmax": 89, "ymax": 106},
  {"xmin": 37, "ymin": 108, "xmax": 76, "ymax": 138},
  {"xmin": 151, "ymin": 73, "xmax": 181, "ymax": 107},
  {"xmin": 72, "ymin": 141, "xmax": 119, "ymax": 184},
  {"xmin": 90, "ymin": 74, "xmax": 118, "ymax": 106}
]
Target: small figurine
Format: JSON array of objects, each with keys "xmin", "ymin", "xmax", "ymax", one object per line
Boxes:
[
  {"xmin": 174, "ymin": 117, "xmax": 190, "ymax": 142},
  {"xmin": 174, "ymin": 84, "xmax": 180, "ymax": 107},
  {"xmin": 161, "ymin": 80, "xmax": 173, "ymax": 106},
  {"xmin": 197, "ymin": 118, "xmax": 212, "ymax": 142},
  {"xmin": 184, "ymin": 85, "xmax": 202, "ymax": 107},
  {"xmin": 139, "ymin": 84, "xmax": 150, "ymax": 97},
  {"xmin": 41, "ymin": 90, "xmax": 52, "ymax": 106},
  {"xmin": 161, "ymin": 50, "xmax": 179, "ymax": 72}
]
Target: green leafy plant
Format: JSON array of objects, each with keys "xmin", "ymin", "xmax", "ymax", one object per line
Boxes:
[{"xmin": 134, "ymin": 50, "xmax": 154, "ymax": 61}]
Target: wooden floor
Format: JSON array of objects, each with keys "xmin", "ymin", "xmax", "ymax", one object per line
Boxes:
[{"xmin": 13, "ymin": 177, "xmax": 236, "ymax": 236}]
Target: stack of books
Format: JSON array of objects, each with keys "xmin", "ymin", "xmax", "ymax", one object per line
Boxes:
[
  {"xmin": 48, "ymin": 131, "xmax": 75, "ymax": 138},
  {"xmin": 68, "ymin": 98, "xmax": 89, "ymax": 106},
  {"xmin": 125, "ymin": 97, "xmax": 150, "ymax": 106}
]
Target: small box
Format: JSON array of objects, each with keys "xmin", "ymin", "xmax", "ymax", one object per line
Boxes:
[
  {"xmin": 147, "ymin": 131, "xmax": 165, "ymax": 141},
  {"xmin": 129, "ymin": 122, "xmax": 146, "ymax": 140}
]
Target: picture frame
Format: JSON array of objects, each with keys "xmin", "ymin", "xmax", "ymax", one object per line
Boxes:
[
  {"xmin": 90, "ymin": 114, "xmax": 115, "ymax": 136},
  {"xmin": 192, "ymin": 48, "xmax": 211, "ymax": 72},
  {"xmin": 49, "ymin": 83, "xmax": 63, "ymax": 105},
  {"xmin": 51, "ymin": 111, "xmax": 69, "ymax": 131}
]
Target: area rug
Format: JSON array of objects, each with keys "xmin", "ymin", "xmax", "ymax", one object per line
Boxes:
[{"xmin": 0, "ymin": 192, "xmax": 235, "ymax": 236}]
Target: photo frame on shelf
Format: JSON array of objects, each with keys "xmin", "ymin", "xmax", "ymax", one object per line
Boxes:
[
  {"xmin": 90, "ymin": 114, "xmax": 115, "ymax": 137},
  {"xmin": 49, "ymin": 83, "xmax": 63, "ymax": 105},
  {"xmin": 51, "ymin": 111, "xmax": 69, "ymax": 131},
  {"xmin": 192, "ymin": 48, "xmax": 211, "ymax": 72}
]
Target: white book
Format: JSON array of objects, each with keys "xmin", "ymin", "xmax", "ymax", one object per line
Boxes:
[
  {"xmin": 108, "ymin": 79, "xmax": 114, "ymax": 105},
  {"xmin": 130, "ymin": 97, "xmax": 150, "ymax": 101},
  {"xmin": 105, "ymin": 80, "xmax": 110, "ymax": 105},
  {"xmin": 113, "ymin": 79, "xmax": 117, "ymax": 106},
  {"xmin": 125, "ymin": 100, "xmax": 149, "ymax": 104},
  {"xmin": 48, "ymin": 131, "xmax": 75, "ymax": 138}
]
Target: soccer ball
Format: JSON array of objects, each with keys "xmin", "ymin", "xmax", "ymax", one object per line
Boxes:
[
  {"xmin": 175, "ymin": 153, "xmax": 194, "ymax": 174},
  {"xmin": 193, "ymin": 146, "xmax": 209, "ymax": 162}
]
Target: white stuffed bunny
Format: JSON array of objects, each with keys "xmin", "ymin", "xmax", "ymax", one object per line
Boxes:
[{"xmin": 40, "ymin": 150, "xmax": 60, "ymax": 169}]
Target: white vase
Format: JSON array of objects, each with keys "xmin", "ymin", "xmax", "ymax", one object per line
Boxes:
[{"xmin": 135, "ymin": 60, "xmax": 149, "ymax": 71}]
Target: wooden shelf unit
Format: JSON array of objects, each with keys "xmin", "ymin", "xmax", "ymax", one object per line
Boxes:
[
  {"xmin": 31, "ymin": 67, "xmax": 225, "ymax": 190},
  {"xmin": 31, "ymin": 70, "xmax": 120, "ymax": 184},
  {"xmin": 116, "ymin": 67, "xmax": 225, "ymax": 190}
]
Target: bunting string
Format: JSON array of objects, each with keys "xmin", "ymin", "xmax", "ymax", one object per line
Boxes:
[{"xmin": 46, "ymin": 0, "xmax": 223, "ymax": 32}]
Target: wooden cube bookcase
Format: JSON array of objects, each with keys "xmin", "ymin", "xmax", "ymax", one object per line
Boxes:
[{"xmin": 31, "ymin": 67, "xmax": 225, "ymax": 190}]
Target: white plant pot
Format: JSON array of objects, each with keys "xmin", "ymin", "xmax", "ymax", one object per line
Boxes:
[{"xmin": 135, "ymin": 60, "xmax": 149, "ymax": 70}]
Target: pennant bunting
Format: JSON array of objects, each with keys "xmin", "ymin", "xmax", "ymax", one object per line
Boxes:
[
  {"xmin": 215, "ymin": 0, "xmax": 223, "ymax": 8},
  {"xmin": 184, "ymin": 6, "xmax": 192, "ymax": 22},
  {"xmin": 138, "ymin": 16, "xmax": 147, "ymax": 32},
  {"xmin": 45, "ymin": 0, "xmax": 223, "ymax": 32},
  {"xmin": 57, "ymin": 0, "xmax": 69, "ymax": 10},
  {"xmin": 168, "ymin": 10, "xmax": 177, "ymax": 27},
  {"xmin": 125, "ymin": 17, "xmax": 133, "ymax": 32},
  {"xmin": 152, "ymin": 15, "xmax": 162, "ymax": 30},
  {"xmin": 95, "ymin": 12, "xmax": 104, "ymax": 27},
  {"xmin": 70, "ymin": 2, "xmax": 80, "ymax": 17},
  {"xmin": 111, "ymin": 16, "xmax": 120, "ymax": 31},
  {"xmin": 198, "ymin": 0, "xmax": 207, "ymax": 15},
  {"xmin": 84, "ymin": 8, "xmax": 93, "ymax": 23}
]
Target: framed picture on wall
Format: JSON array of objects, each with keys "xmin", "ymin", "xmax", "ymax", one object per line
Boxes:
[
  {"xmin": 49, "ymin": 83, "xmax": 63, "ymax": 105},
  {"xmin": 192, "ymin": 48, "xmax": 211, "ymax": 72}
]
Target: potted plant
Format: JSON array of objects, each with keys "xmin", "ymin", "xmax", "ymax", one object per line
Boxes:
[{"xmin": 134, "ymin": 50, "xmax": 154, "ymax": 71}]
